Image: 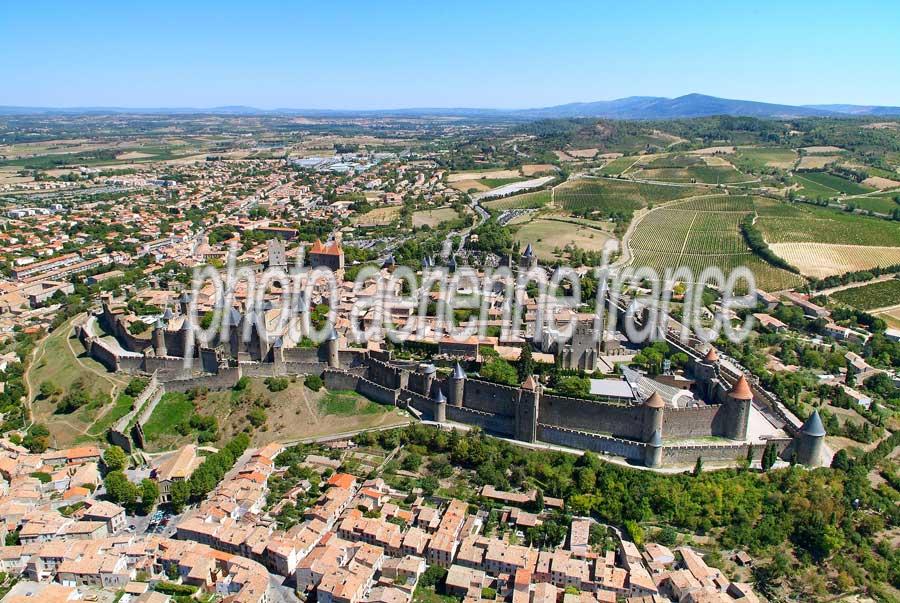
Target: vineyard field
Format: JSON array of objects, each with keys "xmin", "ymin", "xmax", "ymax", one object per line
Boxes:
[
  {"xmin": 830, "ymin": 279, "xmax": 900, "ymax": 310},
  {"xmin": 631, "ymin": 164, "xmax": 749, "ymax": 184},
  {"xmin": 626, "ymin": 196, "xmax": 804, "ymax": 291},
  {"xmin": 554, "ymin": 178, "xmax": 706, "ymax": 219},
  {"xmin": 755, "ymin": 199, "xmax": 900, "ymax": 246}
]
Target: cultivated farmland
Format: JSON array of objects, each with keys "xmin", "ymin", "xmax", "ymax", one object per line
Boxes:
[
  {"xmin": 793, "ymin": 171, "xmax": 874, "ymax": 197},
  {"xmin": 754, "ymin": 199, "xmax": 900, "ymax": 246},
  {"xmin": 625, "ymin": 196, "xmax": 804, "ymax": 291},
  {"xmin": 554, "ymin": 178, "xmax": 707, "ymax": 220},
  {"xmin": 830, "ymin": 279, "xmax": 900, "ymax": 311},
  {"xmin": 484, "ymin": 190, "xmax": 551, "ymax": 211}
]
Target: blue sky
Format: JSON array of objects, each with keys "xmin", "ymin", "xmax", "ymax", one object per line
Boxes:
[{"xmin": 2, "ymin": 1, "xmax": 899, "ymax": 109}]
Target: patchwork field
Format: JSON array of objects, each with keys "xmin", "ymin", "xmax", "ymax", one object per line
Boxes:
[
  {"xmin": 513, "ymin": 218, "xmax": 614, "ymax": 260},
  {"xmin": 412, "ymin": 207, "xmax": 460, "ymax": 228},
  {"xmin": 830, "ymin": 279, "xmax": 900, "ymax": 311},
  {"xmin": 352, "ymin": 205, "xmax": 402, "ymax": 226},
  {"xmin": 553, "ymin": 178, "xmax": 707, "ymax": 220},
  {"xmin": 626, "ymin": 196, "xmax": 804, "ymax": 291}
]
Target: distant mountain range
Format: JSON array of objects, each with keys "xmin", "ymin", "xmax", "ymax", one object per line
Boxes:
[{"xmin": 2, "ymin": 94, "xmax": 900, "ymax": 120}]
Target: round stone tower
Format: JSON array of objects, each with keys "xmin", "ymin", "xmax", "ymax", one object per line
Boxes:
[
  {"xmin": 432, "ymin": 386, "xmax": 447, "ymax": 423},
  {"xmin": 420, "ymin": 363, "xmax": 437, "ymax": 397},
  {"xmin": 644, "ymin": 428, "xmax": 662, "ymax": 468},
  {"xmin": 449, "ymin": 362, "xmax": 466, "ymax": 407},
  {"xmin": 642, "ymin": 391, "xmax": 665, "ymax": 443},
  {"xmin": 151, "ymin": 319, "xmax": 167, "ymax": 357},
  {"xmin": 324, "ymin": 327, "xmax": 339, "ymax": 368},
  {"xmin": 795, "ymin": 409, "xmax": 826, "ymax": 466},
  {"xmin": 723, "ymin": 375, "xmax": 753, "ymax": 440}
]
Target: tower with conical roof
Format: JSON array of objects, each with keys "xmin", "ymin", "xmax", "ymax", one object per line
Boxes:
[
  {"xmin": 795, "ymin": 409, "xmax": 826, "ymax": 466},
  {"xmin": 721, "ymin": 374, "xmax": 753, "ymax": 440},
  {"xmin": 519, "ymin": 243, "xmax": 538, "ymax": 270},
  {"xmin": 432, "ymin": 385, "xmax": 447, "ymax": 423},
  {"xmin": 644, "ymin": 428, "xmax": 663, "ymax": 468},
  {"xmin": 323, "ymin": 327, "xmax": 340, "ymax": 368},
  {"xmin": 693, "ymin": 346, "xmax": 720, "ymax": 399},
  {"xmin": 151, "ymin": 318, "xmax": 167, "ymax": 357},
  {"xmin": 449, "ymin": 362, "xmax": 466, "ymax": 408},
  {"xmin": 642, "ymin": 391, "xmax": 665, "ymax": 443},
  {"xmin": 516, "ymin": 375, "xmax": 540, "ymax": 443}
]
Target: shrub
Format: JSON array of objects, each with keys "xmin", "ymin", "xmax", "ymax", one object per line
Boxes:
[
  {"xmin": 247, "ymin": 407, "xmax": 267, "ymax": 428},
  {"xmin": 305, "ymin": 374, "xmax": 324, "ymax": 392},
  {"xmin": 265, "ymin": 377, "xmax": 289, "ymax": 392}
]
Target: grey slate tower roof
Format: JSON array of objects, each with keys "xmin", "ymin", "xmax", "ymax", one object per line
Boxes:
[
  {"xmin": 226, "ymin": 308, "xmax": 242, "ymax": 328},
  {"xmin": 522, "ymin": 243, "xmax": 533, "ymax": 257},
  {"xmin": 162, "ymin": 307, "xmax": 174, "ymax": 321},
  {"xmin": 801, "ymin": 409, "xmax": 826, "ymax": 437},
  {"xmin": 452, "ymin": 362, "xmax": 466, "ymax": 380},
  {"xmin": 422, "ymin": 363, "xmax": 437, "ymax": 375},
  {"xmin": 325, "ymin": 327, "xmax": 338, "ymax": 342},
  {"xmin": 432, "ymin": 387, "xmax": 447, "ymax": 403}
]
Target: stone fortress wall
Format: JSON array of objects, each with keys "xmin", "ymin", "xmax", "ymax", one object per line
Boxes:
[{"xmin": 77, "ymin": 300, "xmax": 818, "ymax": 468}]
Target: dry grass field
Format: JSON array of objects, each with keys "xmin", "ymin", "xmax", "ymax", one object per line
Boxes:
[
  {"xmin": 798, "ymin": 155, "xmax": 841, "ymax": 169},
  {"xmin": 565, "ymin": 148, "xmax": 599, "ymax": 158},
  {"xmin": 768, "ymin": 243, "xmax": 900, "ymax": 278},
  {"xmin": 513, "ymin": 217, "xmax": 614, "ymax": 260},
  {"xmin": 412, "ymin": 207, "xmax": 460, "ymax": 228},
  {"xmin": 352, "ymin": 205, "xmax": 402, "ymax": 226},
  {"xmin": 522, "ymin": 164, "xmax": 557, "ymax": 176},
  {"xmin": 862, "ymin": 176, "xmax": 900, "ymax": 190},
  {"xmin": 449, "ymin": 179, "xmax": 491, "ymax": 192},
  {"xmin": 690, "ymin": 146, "xmax": 736, "ymax": 155},
  {"xmin": 801, "ymin": 146, "xmax": 844, "ymax": 154},
  {"xmin": 447, "ymin": 169, "xmax": 520, "ymax": 182}
]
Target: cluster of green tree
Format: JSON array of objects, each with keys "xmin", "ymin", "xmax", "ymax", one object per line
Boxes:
[
  {"xmin": 740, "ymin": 214, "xmax": 800, "ymax": 273},
  {"xmin": 169, "ymin": 434, "xmax": 250, "ymax": 512},
  {"xmin": 103, "ymin": 471, "xmax": 159, "ymax": 515},
  {"xmin": 814, "ymin": 244, "xmax": 891, "ymax": 281},
  {"xmin": 127, "ymin": 298, "xmax": 162, "ymax": 316},
  {"xmin": 630, "ymin": 340, "xmax": 690, "ymax": 375},
  {"xmin": 265, "ymin": 377, "xmax": 290, "ymax": 392},
  {"xmin": 470, "ymin": 219, "xmax": 514, "ymax": 255},
  {"xmin": 51, "ymin": 376, "xmax": 109, "ymax": 414}
]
